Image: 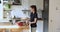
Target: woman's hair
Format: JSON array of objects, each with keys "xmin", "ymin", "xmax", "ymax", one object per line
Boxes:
[{"xmin": 30, "ymin": 5, "xmax": 37, "ymax": 13}]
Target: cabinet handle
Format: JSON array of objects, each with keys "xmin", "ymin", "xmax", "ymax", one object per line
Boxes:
[{"xmin": 50, "ymin": 20, "xmax": 53, "ymax": 22}]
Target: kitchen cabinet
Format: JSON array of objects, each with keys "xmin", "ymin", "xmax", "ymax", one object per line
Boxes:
[
  {"xmin": 0, "ymin": 22, "xmax": 32, "ymax": 32},
  {"xmin": 0, "ymin": 22, "xmax": 30, "ymax": 32},
  {"xmin": 10, "ymin": 28, "xmax": 23, "ymax": 32},
  {"xmin": 49, "ymin": 0, "xmax": 60, "ymax": 32},
  {"xmin": 0, "ymin": 29, "xmax": 6, "ymax": 32},
  {"xmin": 37, "ymin": 20, "xmax": 43, "ymax": 32}
]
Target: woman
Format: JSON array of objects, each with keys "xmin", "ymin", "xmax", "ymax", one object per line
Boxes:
[{"xmin": 29, "ymin": 5, "xmax": 38, "ymax": 32}]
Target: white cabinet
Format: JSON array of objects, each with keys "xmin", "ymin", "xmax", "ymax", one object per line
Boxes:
[
  {"xmin": 37, "ymin": 20, "xmax": 43, "ymax": 32},
  {"xmin": 49, "ymin": 0, "xmax": 60, "ymax": 32}
]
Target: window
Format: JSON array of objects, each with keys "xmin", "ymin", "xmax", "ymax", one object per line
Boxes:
[{"xmin": 0, "ymin": 0, "xmax": 1, "ymax": 3}]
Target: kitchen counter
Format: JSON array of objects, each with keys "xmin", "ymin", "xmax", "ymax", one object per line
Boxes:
[
  {"xmin": 0, "ymin": 23, "xmax": 31, "ymax": 32},
  {"xmin": 0, "ymin": 25, "xmax": 19, "ymax": 28},
  {"xmin": 0, "ymin": 25, "xmax": 30, "ymax": 32}
]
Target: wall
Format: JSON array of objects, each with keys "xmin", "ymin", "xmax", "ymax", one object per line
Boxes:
[
  {"xmin": 0, "ymin": 0, "xmax": 43, "ymax": 19},
  {"xmin": 29, "ymin": 0, "xmax": 43, "ymax": 18},
  {"xmin": 29, "ymin": 0, "xmax": 43, "ymax": 10},
  {"xmin": 11, "ymin": 0, "xmax": 43, "ymax": 10},
  {"xmin": 11, "ymin": 0, "xmax": 29, "ymax": 18},
  {"xmin": 11, "ymin": 0, "xmax": 43, "ymax": 18},
  {"xmin": 11, "ymin": 0, "xmax": 29, "ymax": 11}
]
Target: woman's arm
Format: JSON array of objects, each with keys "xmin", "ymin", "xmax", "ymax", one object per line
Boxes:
[{"xmin": 30, "ymin": 18, "xmax": 37, "ymax": 24}]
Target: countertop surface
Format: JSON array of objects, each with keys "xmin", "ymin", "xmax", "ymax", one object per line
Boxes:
[{"xmin": 0, "ymin": 25, "xmax": 19, "ymax": 28}]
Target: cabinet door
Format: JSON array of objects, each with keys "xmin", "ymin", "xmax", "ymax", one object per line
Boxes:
[
  {"xmin": 10, "ymin": 28, "xmax": 23, "ymax": 32},
  {"xmin": 0, "ymin": 29, "xmax": 6, "ymax": 32},
  {"xmin": 49, "ymin": 0, "xmax": 60, "ymax": 32},
  {"xmin": 54, "ymin": 0, "xmax": 60, "ymax": 32}
]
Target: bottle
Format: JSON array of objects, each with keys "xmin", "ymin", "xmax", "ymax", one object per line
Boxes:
[{"xmin": 13, "ymin": 16, "xmax": 16, "ymax": 25}]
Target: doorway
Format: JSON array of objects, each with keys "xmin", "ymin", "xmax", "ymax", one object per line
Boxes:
[{"xmin": 42, "ymin": 0, "xmax": 49, "ymax": 32}]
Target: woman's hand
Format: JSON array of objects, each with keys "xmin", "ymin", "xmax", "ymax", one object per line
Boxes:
[
  {"xmin": 29, "ymin": 22, "xmax": 31, "ymax": 25},
  {"xmin": 30, "ymin": 18, "xmax": 37, "ymax": 24}
]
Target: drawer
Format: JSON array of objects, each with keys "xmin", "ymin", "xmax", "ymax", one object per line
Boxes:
[
  {"xmin": 10, "ymin": 28, "xmax": 23, "ymax": 32},
  {"xmin": 0, "ymin": 29, "xmax": 6, "ymax": 32}
]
